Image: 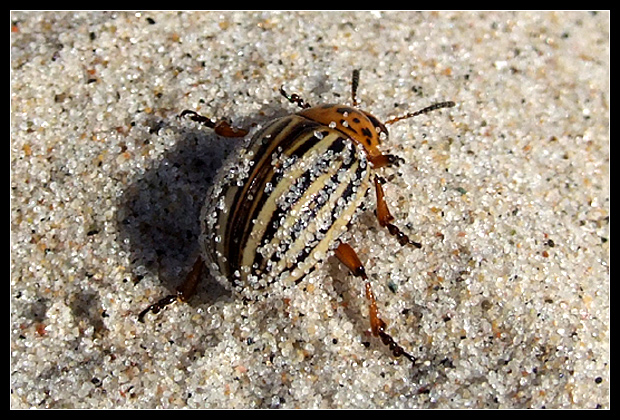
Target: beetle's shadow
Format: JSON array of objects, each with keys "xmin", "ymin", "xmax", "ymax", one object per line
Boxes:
[{"xmin": 116, "ymin": 106, "xmax": 290, "ymax": 307}]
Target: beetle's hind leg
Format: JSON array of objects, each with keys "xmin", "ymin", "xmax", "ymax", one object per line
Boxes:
[
  {"xmin": 138, "ymin": 257, "xmax": 204, "ymax": 322},
  {"xmin": 179, "ymin": 110, "xmax": 248, "ymax": 137},
  {"xmin": 335, "ymin": 242, "xmax": 416, "ymax": 363},
  {"xmin": 373, "ymin": 175, "xmax": 422, "ymax": 248}
]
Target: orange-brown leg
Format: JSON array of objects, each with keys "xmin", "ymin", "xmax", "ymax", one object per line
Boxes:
[
  {"xmin": 369, "ymin": 153, "xmax": 404, "ymax": 169},
  {"xmin": 138, "ymin": 256, "xmax": 204, "ymax": 322},
  {"xmin": 335, "ymin": 242, "xmax": 415, "ymax": 363},
  {"xmin": 179, "ymin": 110, "xmax": 248, "ymax": 137},
  {"xmin": 373, "ymin": 175, "xmax": 422, "ymax": 248},
  {"xmin": 279, "ymin": 86, "xmax": 312, "ymax": 109}
]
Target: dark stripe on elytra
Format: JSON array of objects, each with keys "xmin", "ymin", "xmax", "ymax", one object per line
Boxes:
[
  {"xmin": 243, "ymin": 124, "xmax": 326, "ymax": 233},
  {"xmin": 259, "ymin": 135, "xmax": 350, "ymax": 247},
  {"xmin": 226, "ymin": 117, "xmax": 321, "ymax": 273},
  {"xmin": 282, "ymin": 141, "xmax": 352, "ymax": 244},
  {"xmin": 258, "ymin": 168, "xmax": 344, "ymax": 278},
  {"xmin": 265, "ymin": 156, "xmax": 369, "ymax": 285},
  {"xmin": 251, "ymin": 136, "xmax": 352, "ymax": 273},
  {"xmin": 222, "ymin": 116, "xmax": 293, "ymax": 264},
  {"xmin": 236, "ymin": 127, "xmax": 332, "ymax": 267},
  {"xmin": 296, "ymin": 158, "xmax": 368, "ymax": 261},
  {"xmin": 289, "ymin": 129, "xmax": 330, "ymax": 159}
]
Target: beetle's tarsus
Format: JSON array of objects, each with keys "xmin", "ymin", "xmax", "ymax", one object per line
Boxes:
[
  {"xmin": 280, "ymin": 85, "xmax": 311, "ymax": 109},
  {"xmin": 335, "ymin": 243, "xmax": 415, "ymax": 364},
  {"xmin": 138, "ymin": 294, "xmax": 178, "ymax": 323},
  {"xmin": 374, "ymin": 175, "xmax": 422, "ymax": 248},
  {"xmin": 138, "ymin": 257, "xmax": 204, "ymax": 323},
  {"xmin": 179, "ymin": 110, "xmax": 248, "ymax": 137}
]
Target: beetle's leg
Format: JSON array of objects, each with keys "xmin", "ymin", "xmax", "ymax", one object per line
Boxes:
[
  {"xmin": 179, "ymin": 110, "xmax": 248, "ymax": 137},
  {"xmin": 334, "ymin": 242, "xmax": 416, "ymax": 363},
  {"xmin": 138, "ymin": 256, "xmax": 204, "ymax": 322},
  {"xmin": 374, "ymin": 175, "xmax": 422, "ymax": 248},
  {"xmin": 369, "ymin": 153, "xmax": 405, "ymax": 169},
  {"xmin": 279, "ymin": 86, "xmax": 311, "ymax": 109}
]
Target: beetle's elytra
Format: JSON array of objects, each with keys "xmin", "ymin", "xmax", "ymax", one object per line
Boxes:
[{"xmin": 139, "ymin": 70, "xmax": 455, "ymax": 363}]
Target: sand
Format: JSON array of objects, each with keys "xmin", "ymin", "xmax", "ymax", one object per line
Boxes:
[{"xmin": 11, "ymin": 11, "xmax": 609, "ymax": 408}]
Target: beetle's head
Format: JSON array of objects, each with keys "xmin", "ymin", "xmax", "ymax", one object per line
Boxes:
[{"xmin": 288, "ymin": 69, "xmax": 455, "ymax": 159}]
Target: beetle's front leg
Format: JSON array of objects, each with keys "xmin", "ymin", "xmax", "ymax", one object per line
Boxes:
[
  {"xmin": 138, "ymin": 256, "xmax": 204, "ymax": 322},
  {"xmin": 369, "ymin": 153, "xmax": 404, "ymax": 169},
  {"xmin": 179, "ymin": 110, "xmax": 248, "ymax": 137},
  {"xmin": 334, "ymin": 242, "xmax": 415, "ymax": 363},
  {"xmin": 373, "ymin": 175, "xmax": 422, "ymax": 248}
]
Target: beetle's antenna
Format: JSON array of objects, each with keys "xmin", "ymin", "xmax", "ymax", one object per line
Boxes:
[
  {"xmin": 385, "ymin": 101, "xmax": 455, "ymax": 125},
  {"xmin": 351, "ymin": 68, "xmax": 361, "ymax": 107}
]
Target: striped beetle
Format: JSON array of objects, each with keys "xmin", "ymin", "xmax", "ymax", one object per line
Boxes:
[{"xmin": 139, "ymin": 70, "xmax": 455, "ymax": 363}]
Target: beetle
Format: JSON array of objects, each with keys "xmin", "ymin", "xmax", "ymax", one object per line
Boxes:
[{"xmin": 139, "ymin": 69, "xmax": 455, "ymax": 363}]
